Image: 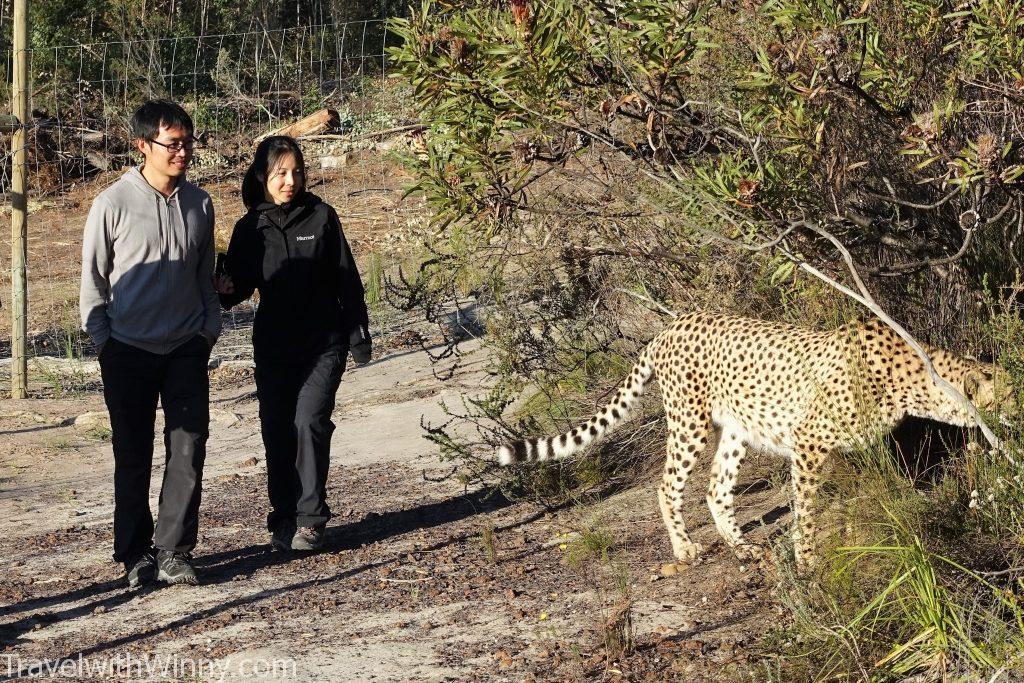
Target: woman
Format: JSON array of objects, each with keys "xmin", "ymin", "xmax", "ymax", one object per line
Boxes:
[{"xmin": 215, "ymin": 135, "xmax": 371, "ymax": 552}]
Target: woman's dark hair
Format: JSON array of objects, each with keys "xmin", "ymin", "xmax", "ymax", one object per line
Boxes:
[{"xmin": 241, "ymin": 136, "xmax": 307, "ymax": 209}]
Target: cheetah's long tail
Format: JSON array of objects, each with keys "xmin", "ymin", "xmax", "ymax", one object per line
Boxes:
[{"xmin": 496, "ymin": 342, "xmax": 657, "ymax": 466}]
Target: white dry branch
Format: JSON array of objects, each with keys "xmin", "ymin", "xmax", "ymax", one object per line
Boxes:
[{"xmin": 785, "ymin": 221, "xmax": 1006, "ymax": 458}]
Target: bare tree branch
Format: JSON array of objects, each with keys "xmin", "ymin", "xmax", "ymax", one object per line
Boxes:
[{"xmin": 790, "ymin": 222, "xmax": 1006, "ymax": 457}]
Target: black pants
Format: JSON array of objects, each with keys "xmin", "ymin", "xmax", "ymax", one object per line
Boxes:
[
  {"xmin": 99, "ymin": 335, "xmax": 210, "ymax": 563},
  {"xmin": 255, "ymin": 344, "xmax": 346, "ymax": 532}
]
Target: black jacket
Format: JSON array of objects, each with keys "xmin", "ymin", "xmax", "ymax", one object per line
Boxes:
[{"xmin": 219, "ymin": 192, "xmax": 370, "ymax": 362}]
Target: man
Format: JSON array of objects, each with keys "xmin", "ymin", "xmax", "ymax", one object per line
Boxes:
[{"xmin": 80, "ymin": 100, "xmax": 220, "ymax": 587}]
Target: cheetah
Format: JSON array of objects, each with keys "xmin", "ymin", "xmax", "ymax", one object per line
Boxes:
[{"xmin": 496, "ymin": 311, "xmax": 1005, "ymax": 567}]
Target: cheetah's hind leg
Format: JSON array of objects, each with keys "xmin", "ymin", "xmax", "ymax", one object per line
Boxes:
[{"xmin": 658, "ymin": 409, "xmax": 714, "ymax": 563}]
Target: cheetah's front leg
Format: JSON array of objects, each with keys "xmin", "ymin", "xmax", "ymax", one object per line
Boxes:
[{"xmin": 790, "ymin": 443, "xmax": 826, "ymax": 569}]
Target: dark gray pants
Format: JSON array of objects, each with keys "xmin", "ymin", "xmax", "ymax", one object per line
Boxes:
[
  {"xmin": 99, "ymin": 335, "xmax": 210, "ymax": 563},
  {"xmin": 255, "ymin": 345, "xmax": 346, "ymax": 533}
]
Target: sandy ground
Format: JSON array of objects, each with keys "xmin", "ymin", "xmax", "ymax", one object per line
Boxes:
[{"xmin": 0, "ymin": 309, "xmax": 794, "ymax": 682}]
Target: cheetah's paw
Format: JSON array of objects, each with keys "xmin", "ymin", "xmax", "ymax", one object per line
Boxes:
[
  {"xmin": 733, "ymin": 543, "xmax": 766, "ymax": 562},
  {"xmin": 673, "ymin": 541, "xmax": 704, "ymax": 561}
]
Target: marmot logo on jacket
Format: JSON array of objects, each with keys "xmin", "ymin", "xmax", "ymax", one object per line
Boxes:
[{"xmin": 296, "ymin": 235, "xmax": 315, "ymax": 241}]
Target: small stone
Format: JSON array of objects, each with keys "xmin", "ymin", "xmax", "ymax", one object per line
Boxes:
[
  {"xmin": 72, "ymin": 411, "xmax": 111, "ymax": 432},
  {"xmin": 210, "ymin": 409, "xmax": 242, "ymax": 427},
  {"xmin": 320, "ymin": 154, "xmax": 351, "ymax": 169}
]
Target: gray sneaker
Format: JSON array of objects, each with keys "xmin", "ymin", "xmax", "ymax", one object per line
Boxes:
[
  {"xmin": 124, "ymin": 551, "xmax": 156, "ymax": 589},
  {"xmin": 291, "ymin": 525, "xmax": 325, "ymax": 551},
  {"xmin": 156, "ymin": 550, "xmax": 198, "ymax": 585},
  {"xmin": 271, "ymin": 522, "xmax": 296, "ymax": 552}
]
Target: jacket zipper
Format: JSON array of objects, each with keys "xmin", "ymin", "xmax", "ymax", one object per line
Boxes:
[{"xmin": 159, "ymin": 196, "xmax": 168, "ymax": 345}]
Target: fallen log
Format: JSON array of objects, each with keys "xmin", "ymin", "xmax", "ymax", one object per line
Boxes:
[{"xmin": 254, "ymin": 108, "xmax": 340, "ymax": 143}]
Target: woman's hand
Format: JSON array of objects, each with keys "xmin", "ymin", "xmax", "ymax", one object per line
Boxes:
[{"xmin": 213, "ymin": 274, "xmax": 235, "ymax": 294}]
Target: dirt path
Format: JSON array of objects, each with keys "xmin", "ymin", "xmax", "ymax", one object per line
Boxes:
[{"xmin": 0, "ymin": 319, "xmax": 790, "ymax": 682}]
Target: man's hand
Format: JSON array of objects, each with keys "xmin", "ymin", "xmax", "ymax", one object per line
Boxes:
[
  {"xmin": 212, "ymin": 274, "xmax": 234, "ymax": 295},
  {"xmin": 198, "ymin": 330, "xmax": 216, "ymax": 350}
]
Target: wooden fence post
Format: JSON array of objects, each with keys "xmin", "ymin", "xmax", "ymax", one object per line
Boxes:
[{"xmin": 10, "ymin": 0, "xmax": 28, "ymax": 398}]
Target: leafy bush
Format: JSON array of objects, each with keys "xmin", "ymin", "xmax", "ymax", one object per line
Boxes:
[
  {"xmin": 388, "ymin": 0, "xmax": 1023, "ymax": 333},
  {"xmin": 389, "ymin": 0, "xmax": 1024, "ymax": 677}
]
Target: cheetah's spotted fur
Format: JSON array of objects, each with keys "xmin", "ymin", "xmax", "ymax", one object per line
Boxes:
[{"xmin": 497, "ymin": 312, "xmax": 1002, "ymax": 567}]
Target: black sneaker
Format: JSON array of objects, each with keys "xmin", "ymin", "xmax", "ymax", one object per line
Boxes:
[
  {"xmin": 271, "ymin": 522, "xmax": 296, "ymax": 552},
  {"xmin": 291, "ymin": 525, "xmax": 325, "ymax": 551},
  {"xmin": 124, "ymin": 551, "xmax": 156, "ymax": 589},
  {"xmin": 156, "ymin": 550, "xmax": 198, "ymax": 585}
]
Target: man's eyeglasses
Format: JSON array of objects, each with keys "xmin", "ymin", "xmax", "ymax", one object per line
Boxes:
[{"xmin": 148, "ymin": 138, "xmax": 196, "ymax": 153}]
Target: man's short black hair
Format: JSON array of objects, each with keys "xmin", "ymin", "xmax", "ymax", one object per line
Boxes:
[{"xmin": 130, "ymin": 99, "xmax": 193, "ymax": 141}]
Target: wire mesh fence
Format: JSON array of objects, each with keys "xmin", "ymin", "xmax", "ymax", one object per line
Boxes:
[{"xmin": 0, "ymin": 18, "xmax": 424, "ymax": 389}]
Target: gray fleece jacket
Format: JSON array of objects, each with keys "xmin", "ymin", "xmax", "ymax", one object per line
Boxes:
[{"xmin": 79, "ymin": 166, "xmax": 221, "ymax": 354}]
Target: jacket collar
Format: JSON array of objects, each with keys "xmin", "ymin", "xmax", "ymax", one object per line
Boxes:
[
  {"xmin": 125, "ymin": 165, "xmax": 183, "ymax": 200},
  {"xmin": 254, "ymin": 192, "xmax": 320, "ymax": 230}
]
